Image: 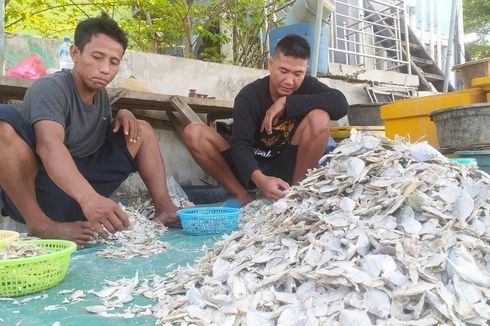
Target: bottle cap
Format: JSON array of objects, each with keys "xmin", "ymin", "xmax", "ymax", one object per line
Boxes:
[{"xmin": 63, "ymin": 37, "xmax": 70, "ymax": 42}]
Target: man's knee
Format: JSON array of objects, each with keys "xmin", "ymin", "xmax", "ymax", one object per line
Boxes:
[
  {"xmin": 138, "ymin": 119, "xmax": 153, "ymax": 135},
  {"xmin": 182, "ymin": 122, "xmax": 207, "ymax": 147},
  {"xmin": 135, "ymin": 119, "xmax": 161, "ymax": 145},
  {"xmin": 0, "ymin": 121, "xmax": 19, "ymax": 145},
  {"xmin": 303, "ymin": 109, "xmax": 330, "ymax": 135}
]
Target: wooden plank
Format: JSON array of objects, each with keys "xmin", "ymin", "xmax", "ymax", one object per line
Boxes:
[
  {"xmin": 0, "ymin": 76, "xmax": 32, "ymax": 99},
  {"xmin": 166, "ymin": 111, "xmax": 187, "ymax": 135},
  {"xmin": 133, "ymin": 113, "xmax": 174, "ymax": 130},
  {"xmin": 108, "ymin": 87, "xmax": 129, "ymax": 105},
  {"xmin": 169, "ymin": 95, "xmax": 203, "ymax": 124},
  {"xmin": 0, "ymin": 76, "xmax": 234, "ymax": 117},
  {"xmin": 411, "ymin": 56, "xmax": 433, "ymax": 67},
  {"xmin": 423, "ymin": 72, "xmax": 445, "ymax": 81},
  {"xmin": 111, "ymin": 90, "xmax": 233, "ymax": 116}
]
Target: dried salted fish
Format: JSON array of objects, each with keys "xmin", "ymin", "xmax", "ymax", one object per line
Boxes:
[
  {"xmin": 89, "ymin": 272, "xmax": 139, "ymax": 309},
  {"xmin": 0, "ymin": 242, "xmax": 48, "ymax": 260},
  {"xmin": 44, "ymin": 305, "xmax": 67, "ymax": 311},
  {"xmin": 91, "ymin": 178, "xmax": 192, "ymax": 260},
  {"xmin": 18, "ymin": 293, "xmax": 49, "ymax": 304},
  {"xmin": 61, "ymin": 290, "xmax": 86, "ymax": 304},
  {"xmin": 86, "ymin": 305, "xmax": 114, "ymax": 314},
  {"xmin": 93, "ymin": 205, "xmax": 168, "ymax": 259},
  {"xmin": 57, "ymin": 289, "xmax": 75, "ymax": 295},
  {"xmin": 447, "ymin": 246, "xmax": 490, "ymax": 288},
  {"xmin": 87, "ymin": 131, "xmax": 490, "ymax": 325},
  {"xmin": 408, "ymin": 142, "xmax": 444, "ymax": 162}
]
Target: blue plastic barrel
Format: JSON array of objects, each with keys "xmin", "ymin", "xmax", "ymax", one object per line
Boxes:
[{"xmin": 269, "ymin": 22, "xmax": 330, "ymax": 76}]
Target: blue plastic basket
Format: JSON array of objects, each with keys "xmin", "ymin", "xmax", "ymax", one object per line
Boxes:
[{"xmin": 177, "ymin": 207, "xmax": 240, "ymax": 235}]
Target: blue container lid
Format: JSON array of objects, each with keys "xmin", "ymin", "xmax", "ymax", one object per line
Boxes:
[
  {"xmin": 455, "ymin": 150, "xmax": 490, "ymax": 155},
  {"xmin": 448, "ymin": 158, "xmax": 478, "ymax": 166}
]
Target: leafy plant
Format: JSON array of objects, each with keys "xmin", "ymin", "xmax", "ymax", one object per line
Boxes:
[
  {"xmin": 463, "ymin": 0, "xmax": 490, "ymax": 60},
  {"xmin": 4, "ymin": 0, "xmax": 285, "ymax": 68}
]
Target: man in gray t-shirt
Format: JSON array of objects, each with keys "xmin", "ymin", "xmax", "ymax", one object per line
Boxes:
[
  {"xmin": 22, "ymin": 69, "xmax": 111, "ymax": 158},
  {"xmin": 0, "ymin": 13, "xmax": 179, "ymax": 246}
]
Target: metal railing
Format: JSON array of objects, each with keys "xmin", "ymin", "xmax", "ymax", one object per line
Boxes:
[
  {"xmin": 331, "ymin": 0, "xmax": 410, "ymax": 73},
  {"xmin": 270, "ymin": 0, "xmax": 411, "ymax": 74}
]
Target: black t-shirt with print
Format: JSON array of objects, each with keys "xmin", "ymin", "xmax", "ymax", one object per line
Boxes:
[{"xmin": 229, "ymin": 75, "xmax": 349, "ymax": 186}]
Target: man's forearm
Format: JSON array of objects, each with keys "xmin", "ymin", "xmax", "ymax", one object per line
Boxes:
[
  {"xmin": 37, "ymin": 141, "xmax": 97, "ymax": 206},
  {"xmin": 250, "ymin": 169, "xmax": 266, "ymax": 188}
]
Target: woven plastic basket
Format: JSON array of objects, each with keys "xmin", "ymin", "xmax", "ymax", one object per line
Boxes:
[
  {"xmin": 0, "ymin": 239, "xmax": 77, "ymax": 297},
  {"xmin": 177, "ymin": 207, "xmax": 240, "ymax": 235}
]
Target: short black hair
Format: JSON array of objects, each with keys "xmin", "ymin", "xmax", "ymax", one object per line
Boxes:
[
  {"xmin": 74, "ymin": 12, "xmax": 128, "ymax": 53},
  {"xmin": 274, "ymin": 34, "xmax": 310, "ymax": 60}
]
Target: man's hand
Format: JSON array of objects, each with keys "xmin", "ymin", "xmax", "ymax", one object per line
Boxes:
[
  {"xmin": 78, "ymin": 194, "xmax": 130, "ymax": 238},
  {"xmin": 260, "ymin": 96, "xmax": 286, "ymax": 135},
  {"xmin": 113, "ymin": 109, "xmax": 141, "ymax": 143},
  {"xmin": 152, "ymin": 204, "xmax": 181, "ymax": 228},
  {"xmin": 153, "ymin": 211, "xmax": 181, "ymax": 228},
  {"xmin": 251, "ymin": 170, "xmax": 289, "ymax": 201}
]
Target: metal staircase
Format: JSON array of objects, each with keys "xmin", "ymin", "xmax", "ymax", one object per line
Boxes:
[
  {"xmin": 360, "ymin": 0, "xmax": 452, "ymax": 92},
  {"xmin": 402, "ymin": 24, "xmax": 453, "ymax": 92}
]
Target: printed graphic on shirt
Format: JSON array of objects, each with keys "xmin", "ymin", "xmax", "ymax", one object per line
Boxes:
[{"xmin": 255, "ymin": 119, "xmax": 296, "ymax": 159}]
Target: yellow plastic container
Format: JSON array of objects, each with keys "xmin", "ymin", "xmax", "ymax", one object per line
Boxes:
[
  {"xmin": 330, "ymin": 126, "xmax": 385, "ymax": 142},
  {"xmin": 472, "ymin": 76, "xmax": 490, "ymax": 91},
  {"xmin": 380, "ymin": 88, "xmax": 486, "ymax": 148}
]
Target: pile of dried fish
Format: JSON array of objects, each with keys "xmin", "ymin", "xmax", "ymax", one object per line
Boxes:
[
  {"xmin": 95, "ymin": 205, "xmax": 168, "ymax": 259},
  {"xmin": 0, "ymin": 242, "xmax": 49, "ymax": 260},
  {"xmin": 94, "ymin": 176, "xmax": 192, "ymax": 259},
  {"xmin": 91, "ymin": 130, "xmax": 490, "ymax": 325}
]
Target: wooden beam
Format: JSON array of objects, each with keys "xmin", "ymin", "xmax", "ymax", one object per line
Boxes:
[
  {"xmin": 166, "ymin": 111, "xmax": 188, "ymax": 136},
  {"xmin": 169, "ymin": 95, "xmax": 203, "ymax": 124},
  {"xmin": 108, "ymin": 87, "xmax": 129, "ymax": 105},
  {"xmin": 0, "ymin": 76, "xmax": 234, "ymax": 117},
  {"xmin": 133, "ymin": 113, "xmax": 174, "ymax": 130}
]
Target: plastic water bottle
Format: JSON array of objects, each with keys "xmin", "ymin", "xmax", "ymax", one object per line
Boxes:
[{"xmin": 58, "ymin": 37, "xmax": 73, "ymax": 70}]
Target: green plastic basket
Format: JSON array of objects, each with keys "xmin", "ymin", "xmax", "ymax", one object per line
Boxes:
[{"xmin": 0, "ymin": 239, "xmax": 76, "ymax": 297}]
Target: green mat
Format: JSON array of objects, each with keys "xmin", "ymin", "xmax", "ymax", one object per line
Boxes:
[{"xmin": 0, "ymin": 229, "xmax": 218, "ymax": 325}]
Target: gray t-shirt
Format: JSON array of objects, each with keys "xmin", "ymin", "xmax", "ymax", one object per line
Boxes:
[{"xmin": 22, "ymin": 70, "xmax": 111, "ymax": 158}]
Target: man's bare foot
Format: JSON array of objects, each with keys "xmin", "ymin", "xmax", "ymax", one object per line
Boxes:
[
  {"xmin": 152, "ymin": 206, "xmax": 180, "ymax": 228},
  {"xmin": 28, "ymin": 220, "xmax": 95, "ymax": 247}
]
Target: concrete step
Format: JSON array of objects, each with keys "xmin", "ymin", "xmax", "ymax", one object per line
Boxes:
[
  {"xmin": 423, "ymin": 72, "xmax": 445, "ymax": 81},
  {"xmin": 412, "ymin": 56, "xmax": 434, "ymax": 67}
]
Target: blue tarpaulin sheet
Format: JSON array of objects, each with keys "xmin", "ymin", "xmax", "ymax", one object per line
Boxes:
[{"xmin": 0, "ymin": 229, "xmax": 218, "ymax": 325}]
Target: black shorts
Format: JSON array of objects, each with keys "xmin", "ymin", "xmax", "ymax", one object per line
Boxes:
[
  {"xmin": 0, "ymin": 104, "xmax": 137, "ymax": 223},
  {"xmin": 222, "ymin": 144, "xmax": 298, "ymax": 189}
]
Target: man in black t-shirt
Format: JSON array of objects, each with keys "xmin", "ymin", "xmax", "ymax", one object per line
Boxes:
[{"xmin": 183, "ymin": 34, "xmax": 348, "ymax": 205}]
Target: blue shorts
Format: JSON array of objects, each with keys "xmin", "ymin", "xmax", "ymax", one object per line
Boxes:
[{"xmin": 0, "ymin": 104, "xmax": 137, "ymax": 223}]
